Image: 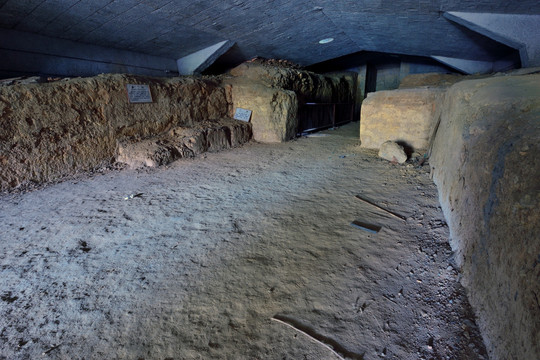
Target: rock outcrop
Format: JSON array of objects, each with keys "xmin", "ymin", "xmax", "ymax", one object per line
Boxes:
[
  {"xmin": 0, "ymin": 63, "xmax": 354, "ymax": 190},
  {"xmin": 0, "ymin": 63, "xmax": 357, "ymax": 190},
  {"xmin": 430, "ymin": 74, "xmax": 540, "ymax": 360}
]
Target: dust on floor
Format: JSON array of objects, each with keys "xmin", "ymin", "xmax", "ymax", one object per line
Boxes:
[{"xmin": 0, "ymin": 122, "xmax": 487, "ymax": 359}]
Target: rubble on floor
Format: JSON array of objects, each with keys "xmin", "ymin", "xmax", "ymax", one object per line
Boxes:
[{"xmin": 378, "ymin": 140, "xmax": 408, "ymax": 164}]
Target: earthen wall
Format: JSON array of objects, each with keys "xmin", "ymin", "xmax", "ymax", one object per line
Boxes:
[{"xmin": 430, "ymin": 74, "xmax": 540, "ymax": 360}]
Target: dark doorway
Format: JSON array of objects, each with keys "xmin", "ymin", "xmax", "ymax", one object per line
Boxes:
[
  {"xmin": 297, "ymin": 103, "xmax": 354, "ymax": 134},
  {"xmin": 365, "ymin": 63, "xmax": 377, "ymax": 97}
]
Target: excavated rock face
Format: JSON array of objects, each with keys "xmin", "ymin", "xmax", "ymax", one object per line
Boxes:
[
  {"xmin": 227, "ymin": 82, "xmax": 297, "ymax": 143},
  {"xmin": 0, "ymin": 64, "xmax": 355, "ymax": 189},
  {"xmin": 430, "ymin": 74, "xmax": 540, "ymax": 360},
  {"xmin": 230, "ymin": 62, "xmax": 355, "ymax": 104},
  {"xmin": 227, "ymin": 63, "xmax": 356, "ymax": 142},
  {"xmin": 0, "ymin": 74, "xmax": 234, "ymax": 190},
  {"xmin": 360, "ymin": 72, "xmax": 539, "ymax": 359},
  {"xmin": 117, "ymin": 118, "xmax": 252, "ymax": 169}
]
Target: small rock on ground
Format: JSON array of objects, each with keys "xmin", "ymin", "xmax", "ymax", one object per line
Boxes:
[{"xmin": 379, "ymin": 140, "xmax": 407, "ymax": 163}]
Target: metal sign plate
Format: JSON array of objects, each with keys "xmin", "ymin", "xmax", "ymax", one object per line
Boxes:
[
  {"xmin": 234, "ymin": 108, "xmax": 252, "ymax": 122},
  {"xmin": 126, "ymin": 84, "xmax": 152, "ymax": 103}
]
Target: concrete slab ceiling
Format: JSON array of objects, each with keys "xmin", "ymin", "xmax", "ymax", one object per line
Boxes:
[
  {"xmin": 444, "ymin": 12, "xmax": 540, "ymax": 67},
  {"xmin": 177, "ymin": 40, "xmax": 235, "ymax": 75},
  {"xmin": 0, "ymin": 0, "xmax": 540, "ymax": 73},
  {"xmin": 431, "ymin": 56, "xmax": 494, "ymax": 74}
]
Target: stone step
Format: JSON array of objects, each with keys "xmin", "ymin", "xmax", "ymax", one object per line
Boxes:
[{"xmin": 116, "ymin": 118, "xmax": 252, "ymax": 168}]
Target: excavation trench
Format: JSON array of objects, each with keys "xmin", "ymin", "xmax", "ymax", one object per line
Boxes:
[{"xmin": 0, "ymin": 122, "xmax": 486, "ymax": 359}]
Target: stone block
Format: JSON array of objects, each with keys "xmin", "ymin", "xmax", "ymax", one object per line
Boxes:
[
  {"xmin": 359, "ymin": 88, "xmax": 445, "ymax": 151},
  {"xmin": 229, "ymin": 82, "xmax": 298, "ymax": 143}
]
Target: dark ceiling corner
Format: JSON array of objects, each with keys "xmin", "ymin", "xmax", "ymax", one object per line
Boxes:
[{"xmin": 202, "ymin": 44, "xmax": 248, "ymax": 75}]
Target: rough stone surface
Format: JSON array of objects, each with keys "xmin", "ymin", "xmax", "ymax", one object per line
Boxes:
[
  {"xmin": 0, "ymin": 74, "xmax": 231, "ymax": 191},
  {"xmin": 230, "ymin": 63, "xmax": 355, "ymax": 104},
  {"xmin": 430, "ymin": 74, "xmax": 540, "ymax": 360},
  {"xmin": 501, "ymin": 66, "xmax": 540, "ymax": 76},
  {"xmin": 360, "ymin": 88, "xmax": 446, "ymax": 151},
  {"xmin": 226, "ymin": 81, "xmax": 297, "ymax": 143},
  {"xmin": 0, "ymin": 64, "xmax": 355, "ymax": 189},
  {"xmin": 117, "ymin": 118, "xmax": 252, "ymax": 168},
  {"xmin": 227, "ymin": 63, "xmax": 356, "ymax": 143},
  {"xmin": 378, "ymin": 140, "xmax": 407, "ymax": 163},
  {"xmin": 399, "ymin": 73, "xmax": 471, "ymax": 89}
]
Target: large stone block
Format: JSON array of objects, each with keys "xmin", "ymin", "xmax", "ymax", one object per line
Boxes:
[
  {"xmin": 228, "ymin": 82, "xmax": 298, "ymax": 143},
  {"xmin": 359, "ymin": 88, "xmax": 445, "ymax": 151},
  {"xmin": 430, "ymin": 74, "xmax": 540, "ymax": 360}
]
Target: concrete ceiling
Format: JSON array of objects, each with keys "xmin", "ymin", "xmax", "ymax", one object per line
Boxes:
[{"xmin": 1, "ymin": 0, "xmax": 540, "ymax": 71}]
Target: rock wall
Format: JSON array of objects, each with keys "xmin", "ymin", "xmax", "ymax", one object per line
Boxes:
[
  {"xmin": 0, "ymin": 74, "xmax": 237, "ymax": 190},
  {"xmin": 430, "ymin": 74, "xmax": 540, "ymax": 360},
  {"xmin": 227, "ymin": 63, "xmax": 356, "ymax": 142},
  {"xmin": 359, "ymin": 88, "xmax": 446, "ymax": 151},
  {"xmin": 0, "ymin": 64, "xmax": 356, "ymax": 189}
]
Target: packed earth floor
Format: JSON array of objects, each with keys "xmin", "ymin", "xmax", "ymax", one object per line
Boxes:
[{"xmin": 0, "ymin": 122, "xmax": 488, "ymax": 359}]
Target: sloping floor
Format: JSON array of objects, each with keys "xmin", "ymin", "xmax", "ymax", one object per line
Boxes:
[{"xmin": 0, "ymin": 122, "xmax": 487, "ymax": 359}]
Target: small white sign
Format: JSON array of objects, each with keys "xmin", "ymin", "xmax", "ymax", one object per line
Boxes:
[
  {"xmin": 126, "ymin": 84, "xmax": 153, "ymax": 103},
  {"xmin": 234, "ymin": 108, "xmax": 252, "ymax": 122}
]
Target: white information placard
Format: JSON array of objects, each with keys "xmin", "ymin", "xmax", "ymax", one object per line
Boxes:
[
  {"xmin": 126, "ymin": 84, "xmax": 152, "ymax": 103},
  {"xmin": 233, "ymin": 108, "xmax": 252, "ymax": 122}
]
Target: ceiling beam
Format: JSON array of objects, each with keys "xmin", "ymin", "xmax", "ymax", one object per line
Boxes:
[
  {"xmin": 444, "ymin": 12, "xmax": 540, "ymax": 67},
  {"xmin": 177, "ymin": 40, "xmax": 235, "ymax": 75},
  {"xmin": 0, "ymin": 28, "xmax": 178, "ymax": 77},
  {"xmin": 431, "ymin": 56, "xmax": 494, "ymax": 74}
]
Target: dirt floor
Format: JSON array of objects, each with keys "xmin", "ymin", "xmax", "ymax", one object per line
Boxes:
[{"xmin": 0, "ymin": 122, "xmax": 488, "ymax": 359}]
